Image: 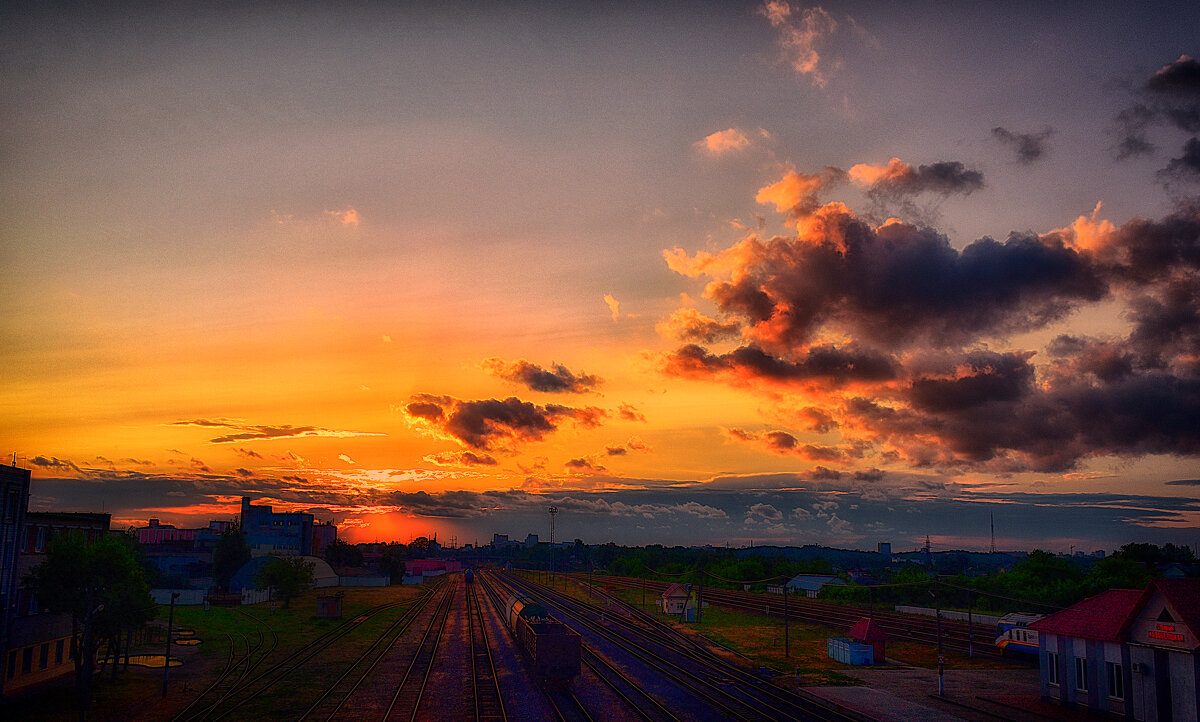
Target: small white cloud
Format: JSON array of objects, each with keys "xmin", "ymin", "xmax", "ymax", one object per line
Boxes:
[
  {"xmin": 603, "ymin": 294, "xmax": 620, "ymax": 321},
  {"xmin": 338, "ymin": 454, "xmax": 356, "ymax": 464},
  {"xmin": 382, "ymin": 335, "xmax": 393, "ymax": 343},
  {"xmin": 697, "ymin": 128, "xmax": 751, "ymax": 155},
  {"xmin": 326, "ymin": 207, "xmax": 360, "ymax": 227}
]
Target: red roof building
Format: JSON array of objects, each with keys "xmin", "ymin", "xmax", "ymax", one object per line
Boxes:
[
  {"xmin": 1029, "ymin": 579, "xmax": 1200, "ymax": 721},
  {"xmin": 848, "ymin": 617, "xmax": 887, "ymax": 663}
]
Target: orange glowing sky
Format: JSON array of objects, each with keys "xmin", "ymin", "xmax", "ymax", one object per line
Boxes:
[{"xmin": 3, "ymin": 2, "xmax": 1200, "ymax": 551}]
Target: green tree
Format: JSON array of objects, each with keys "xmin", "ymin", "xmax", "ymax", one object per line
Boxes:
[
  {"xmin": 25, "ymin": 533, "xmax": 155, "ymax": 716},
  {"xmin": 254, "ymin": 555, "xmax": 315, "ymax": 607},
  {"xmin": 379, "ymin": 544, "xmax": 407, "ymax": 583},
  {"xmin": 1087, "ymin": 556, "xmax": 1152, "ymax": 593},
  {"xmin": 325, "ymin": 538, "xmax": 363, "ymax": 568},
  {"xmin": 213, "ymin": 523, "xmax": 251, "ymax": 592}
]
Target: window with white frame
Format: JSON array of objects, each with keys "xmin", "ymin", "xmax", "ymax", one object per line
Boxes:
[
  {"xmin": 1047, "ymin": 651, "xmax": 1059, "ymax": 685},
  {"xmin": 1106, "ymin": 661, "xmax": 1123, "ymax": 700},
  {"xmin": 1075, "ymin": 656, "xmax": 1089, "ymax": 692}
]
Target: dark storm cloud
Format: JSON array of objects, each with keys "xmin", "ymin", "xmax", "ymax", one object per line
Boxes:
[
  {"xmin": 481, "ymin": 358, "xmax": 602, "ymax": 393},
  {"xmin": 992, "ymin": 126, "xmax": 1053, "ymax": 164},
  {"xmin": 908, "ymin": 350, "xmax": 1035, "ymax": 413},
  {"xmin": 663, "ymin": 343, "xmax": 896, "ymax": 385},
  {"xmin": 1162, "ymin": 136, "xmax": 1200, "ymax": 179},
  {"xmin": 30, "ymin": 456, "xmax": 82, "ymax": 474},
  {"xmin": 403, "ymin": 394, "xmax": 606, "ymax": 451},
  {"xmin": 865, "ymin": 161, "xmax": 984, "ymax": 197},
  {"xmin": 565, "ymin": 457, "xmax": 606, "ymax": 473},
  {"xmin": 1114, "ymin": 55, "xmax": 1200, "ymax": 175},
  {"xmin": 672, "ymin": 207, "xmax": 1107, "ymax": 353},
  {"xmin": 23, "ymin": 465, "xmax": 1200, "ymax": 549},
  {"xmin": 725, "ymin": 428, "xmax": 866, "ymax": 462},
  {"xmin": 848, "ymin": 359, "xmax": 1200, "ymax": 472},
  {"xmin": 666, "ymin": 185, "xmax": 1200, "ymax": 473}
]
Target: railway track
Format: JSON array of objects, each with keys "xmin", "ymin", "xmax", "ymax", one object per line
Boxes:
[
  {"xmin": 382, "ymin": 578, "xmax": 457, "ymax": 721},
  {"xmin": 173, "ymin": 595, "xmax": 419, "ymax": 721},
  {"xmin": 497, "ymin": 571, "xmax": 862, "ymax": 722},
  {"xmin": 467, "ymin": 578, "xmax": 508, "ymax": 722},
  {"xmin": 591, "ymin": 574, "xmax": 1013, "ymax": 661},
  {"xmin": 296, "ymin": 586, "xmax": 441, "ymax": 721}
]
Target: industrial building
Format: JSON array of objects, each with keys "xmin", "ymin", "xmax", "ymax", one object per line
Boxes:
[
  {"xmin": 1031, "ymin": 578, "xmax": 1199, "ymax": 721},
  {"xmin": 2, "ymin": 500, "xmax": 110, "ymax": 697},
  {"xmin": 240, "ymin": 496, "xmax": 336, "ymax": 558},
  {"xmin": 0, "ymin": 463, "xmax": 30, "ymax": 697}
]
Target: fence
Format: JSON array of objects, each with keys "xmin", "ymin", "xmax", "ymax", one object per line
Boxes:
[{"xmin": 894, "ymin": 605, "xmax": 1001, "ymax": 626}]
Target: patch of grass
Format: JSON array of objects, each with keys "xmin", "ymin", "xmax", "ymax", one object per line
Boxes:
[{"xmin": 7, "ymin": 585, "xmax": 429, "ymax": 722}]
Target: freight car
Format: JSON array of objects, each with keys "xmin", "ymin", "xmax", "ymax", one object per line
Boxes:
[{"xmin": 504, "ymin": 595, "xmax": 581, "ymax": 679}]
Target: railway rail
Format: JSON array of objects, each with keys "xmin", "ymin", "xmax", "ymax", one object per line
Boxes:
[
  {"xmin": 497, "ymin": 571, "xmax": 862, "ymax": 722},
  {"xmin": 589, "ymin": 574, "xmax": 1014, "ymax": 661},
  {"xmin": 382, "ymin": 578, "xmax": 457, "ymax": 721},
  {"xmin": 467, "ymin": 577, "xmax": 508, "ymax": 722},
  {"xmin": 296, "ymin": 586, "xmax": 441, "ymax": 721},
  {"xmin": 173, "ymin": 593, "xmax": 426, "ymax": 721}
]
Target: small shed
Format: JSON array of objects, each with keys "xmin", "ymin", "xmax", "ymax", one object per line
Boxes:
[
  {"xmin": 316, "ymin": 592, "xmax": 344, "ymax": 619},
  {"xmin": 848, "ymin": 617, "xmax": 887, "ymax": 663},
  {"xmin": 659, "ymin": 583, "xmax": 690, "ymax": 615}
]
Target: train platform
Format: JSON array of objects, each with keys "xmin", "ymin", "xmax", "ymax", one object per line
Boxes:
[{"xmin": 804, "ymin": 665, "xmax": 1108, "ymax": 722}]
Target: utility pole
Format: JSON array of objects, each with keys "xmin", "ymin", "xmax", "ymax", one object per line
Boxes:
[
  {"xmin": 932, "ymin": 586, "xmax": 944, "ymax": 696},
  {"xmin": 783, "ymin": 583, "xmax": 790, "ymax": 658},
  {"xmin": 967, "ymin": 589, "xmax": 974, "ymax": 658},
  {"xmin": 162, "ymin": 592, "xmax": 180, "ymax": 698},
  {"xmin": 547, "ymin": 506, "xmax": 558, "ymax": 586}
]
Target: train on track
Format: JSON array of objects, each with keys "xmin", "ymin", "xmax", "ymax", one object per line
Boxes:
[
  {"xmin": 504, "ymin": 595, "xmax": 581, "ymax": 680},
  {"xmin": 994, "ymin": 612, "xmax": 1042, "ymax": 655}
]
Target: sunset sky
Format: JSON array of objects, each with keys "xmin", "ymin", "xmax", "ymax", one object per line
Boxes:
[{"xmin": 3, "ymin": 2, "xmax": 1199, "ymax": 553}]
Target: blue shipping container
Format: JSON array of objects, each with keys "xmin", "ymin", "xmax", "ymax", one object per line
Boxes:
[{"xmin": 826, "ymin": 637, "xmax": 874, "ymax": 665}]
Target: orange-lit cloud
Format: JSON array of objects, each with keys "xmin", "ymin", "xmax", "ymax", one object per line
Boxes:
[
  {"xmin": 696, "ymin": 128, "xmax": 750, "ymax": 155},
  {"xmin": 617, "ymin": 403, "xmax": 646, "ymax": 423},
  {"xmin": 759, "ymin": 1, "xmax": 839, "ymax": 88},
  {"xmin": 656, "ymin": 307, "xmax": 742, "ymax": 343},
  {"xmin": 423, "ymin": 450, "xmax": 499, "ymax": 467},
  {"xmin": 326, "ymin": 207, "xmax": 360, "ymax": 227}
]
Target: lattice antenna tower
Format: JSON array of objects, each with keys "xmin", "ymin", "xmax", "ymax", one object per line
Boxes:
[
  {"xmin": 990, "ymin": 512, "xmax": 997, "ymax": 554},
  {"xmin": 548, "ymin": 506, "xmax": 558, "ymax": 546}
]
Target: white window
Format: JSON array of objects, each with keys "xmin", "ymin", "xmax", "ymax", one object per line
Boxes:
[
  {"xmin": 1106, "ymin": 661, "xmax": 1123, "ymax": 700},
  {"xmin": 1047, "ymin": 651, "xmax": 1059, "ymax": 685},
  {"xmin": 1075, "ymin": 657, "xmax": 1088, "ymax": 692}
]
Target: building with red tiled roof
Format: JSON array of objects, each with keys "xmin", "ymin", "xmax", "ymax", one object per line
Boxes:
[{"xmin": 1030, "ymin": 579, "xmax": 1200, "ymax": 721}]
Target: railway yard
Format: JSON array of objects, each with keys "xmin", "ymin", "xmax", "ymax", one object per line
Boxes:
[{"xmin": 7, "ymin": 572, "xmax": 1053, "ymax": 722}]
